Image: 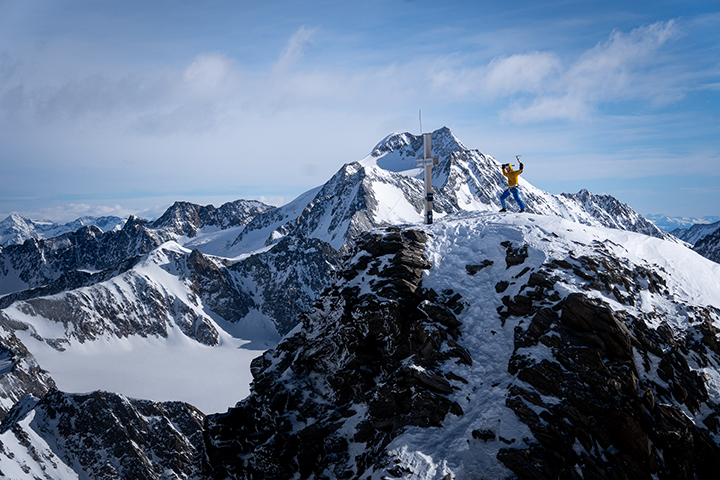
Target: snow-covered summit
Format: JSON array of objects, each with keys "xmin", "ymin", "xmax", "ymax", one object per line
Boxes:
[{"xmin": 361, "ymin": 127, "xmax": 467, "ymax": 174}]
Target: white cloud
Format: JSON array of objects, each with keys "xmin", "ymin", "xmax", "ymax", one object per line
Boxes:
[
  {"xmin": 272, "ymin": 25, "xmax": 317, "ymax": 75},
  {"xmin": 501, "ymin": 20, "xmax": 681, "ymax": 122},
  {"xmin": 484, "ymin": 52, "xmax": 561, "ymax": 96},
  {"xmin": 2, "ymin": 21, "xmax": 683, "ymax": 133},
  {"xmin": 182, "ymin": 53, "xmax": 242, "ymax": 97}
]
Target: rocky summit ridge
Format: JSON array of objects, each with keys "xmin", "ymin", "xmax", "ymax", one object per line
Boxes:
[{"xmin": 198, "ymin": 212, "xmax": 720, "ymax": 479}]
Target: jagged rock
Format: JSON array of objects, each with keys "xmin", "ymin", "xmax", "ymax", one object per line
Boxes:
[
  {"xmin": 0, "ymin": 199, "xmax": 274, "ymax": 299},
  {"xmin": 502, "ymin": 241, "xmax": 529, "ymax": 268},
  {"xmin": 0, "ymin": 213, "xmax": 125, "ymax": 247},
  {"xmin": 0, "ymin": 328, "xmax": 56, "ymax": 420},
  {"xmin": 229, "ymin": 234, "xmax": 341, "ymax": 335},
  {"xmin": 466, "ymin": 259, "xmax": 493, "ymax": 275},
  {"xmin": 204, "ymin": 228, "xmax": 467, "ymax": 479},
  {"xmin": 152, "ymin": 200, "xmax": 272, "ymax": 237},
  {"xmin": 503, "ymin": 287, "xmax": 720, "ymax": 480},
  {"xmin": 695, "ymin": 227, "xmax": 720, "ymax": 264},
  {"xmin": 0, "ymin": 390, "xmax": 206, "ymax": 478}
]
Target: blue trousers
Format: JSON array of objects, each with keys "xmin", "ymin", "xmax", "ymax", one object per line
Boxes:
[{"xmin": 500, "ymin": 186, "xmax": 525, "ymax": 210}]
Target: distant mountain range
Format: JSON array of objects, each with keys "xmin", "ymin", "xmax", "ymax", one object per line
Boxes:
[
  {"xmin": 0, "ymin": 127, "xmax": 718, "ymax": 479},
  {"xmin": 645, "ymin": 213, "xmax": 720, "ymax": 231},
  {"xmin": 0, "ymin": 214, "xmax": 126, "ymax": 247}
]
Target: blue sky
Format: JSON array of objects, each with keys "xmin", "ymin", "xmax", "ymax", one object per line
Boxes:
[{"xmin": 0, "ymin": 0, "xmax": 718, "ymax": 222}]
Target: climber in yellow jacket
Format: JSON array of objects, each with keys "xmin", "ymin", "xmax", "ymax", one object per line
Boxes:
[{"xmin": 499, "ymin": 156, "xmax": 526, "ymax": 212}]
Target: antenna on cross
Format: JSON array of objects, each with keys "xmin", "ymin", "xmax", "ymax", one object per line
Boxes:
[{"xmin": 416, "ymin": 128, "xmax": 439, "ymax": 225}]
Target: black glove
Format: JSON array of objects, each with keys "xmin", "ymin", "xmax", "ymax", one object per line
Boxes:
[{"xmin": 519, "ymin": 162, "xmax": 524, "ymax": 170}]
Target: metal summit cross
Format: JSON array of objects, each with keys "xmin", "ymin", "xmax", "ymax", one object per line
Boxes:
[{"xmin": 416, "ymin": 132, "xmax": 439, "ymax": 224}]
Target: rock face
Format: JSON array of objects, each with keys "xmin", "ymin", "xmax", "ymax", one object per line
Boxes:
[
  {"xmin": 228, "ymin": 234, "xmax": 342, "ymax": 335},
  {"xmin": 0, "ymin": 329, "xmax": 56, "ymax": 420},
  {"xmin": 670, "ymin": 219, "xmax": 720, "ymax": 245},
  {"xmin": 204, "ymin": 227, "xmax": 468, "ymax": 479},
  {"xmin": 669, "ymin": 219, "xmax": 720, "ymax": 264},
  {"xmin": 0, "ymin": 390, "xmax": 206, "ymax": 479},
  {"xmin": 152, "ymin": 200, "xmax": 272, "ymax": 237},
  {"xmin": 497, "ymin": 246, "xmax": 720, "ymax": 479},
  {"xmin": 560, "ymin": 188, "xmax": 667, "ymax": 238},
  {"xmin": 694, "ymin": 227, "xmax": 720, "ymax": 264}
]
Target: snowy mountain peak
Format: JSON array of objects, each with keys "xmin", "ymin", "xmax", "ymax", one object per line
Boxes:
[
  {"xmin": 229, "ymin": 128, "xmax": 672, "ymax": 257},
  {"xmin": 151, "ymin": 199, "xmax": 273, "ymax": 237},
  {"xmin": 364, "ymin": 126, "xmax": 468, "ymax": 173}
]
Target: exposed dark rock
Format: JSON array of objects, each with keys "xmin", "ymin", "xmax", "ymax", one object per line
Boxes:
[
  {"xmin": 466, "ymin": 259, "xmax": 493, "ymax": 275},
  {"xmin": 695, "ymin": 227, "xmax": 720, "ymax": 264},
  {"xmin": 204, "ymin": 228, "xmax": 468, "ymax": 479},
  {"xmin": 229, "ymin": 234, "xmax": 342, "ymax": 335},
  {"xmin": 502, "ymin": 241, "xmax": 529, "ymax": 268},
  {"xmin": 0, "ymin": 390, "xmax": 206, "ymax": 478},
  {"xmin": 502, "ymin": 288, "xmax": 720, "ymax": 480},
  {"xmin": 0, "ymin": 327, "xmax": 56, "ymax": 420}
]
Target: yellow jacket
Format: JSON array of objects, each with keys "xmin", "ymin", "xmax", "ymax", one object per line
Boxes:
[{"xmin": 502, "ymin": 164, "xmax": 522, "ymax": 187}]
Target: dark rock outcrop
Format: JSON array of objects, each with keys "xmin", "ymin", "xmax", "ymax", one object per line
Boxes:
[
  {"xmin": 229, "ymin": 234, "xmax": 342, "ymax": 335},
  {"xmin": 204, "ymin": 227, "xmax": 467, "ymax": 479},
  {"xmin": 695, "ymin": 227, "xmax": 720, "ymax": 264},
  {"xmin": 501, "ymin": 257, "xmax": 720, "ymax": 480},
  {"xmin": 0, "ymin": 328, "xmax": 56, "ymax": 420},
  {"xmin": 0, "ymin": 390, "xmax": 206, "ymax": 479}
]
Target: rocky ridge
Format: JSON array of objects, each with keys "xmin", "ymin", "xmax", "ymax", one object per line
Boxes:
[
  {"xmin": 0, "ymin": 213, "xmax": 718, "ymax": 479},
  {"xmin": 204, "ymin": 213, "xmax": 720, "ymax": 479},
  {"xmin": 695, "ymin": 227, "xmax": 720, "ymax": 264},
  {"xmin": 0, "ymin": 390, "xmax": 206, "ymax": 479},
  {"xmin": 670, "ymin": 220, "xmax": 720, "ymax": 245},
  {"xmin": 204, "ymin": 227, "xmax": 468, "ymax": 479},
  {"xmin": 0, "ymin": 330, "xmax": 56, "ymax": 420},
  {"xmin": 0, "ymin": 199, "xmax": 274, "ymax": 298},
  {"xmin": 0, "ymin": 214, "xmax": 125, "ymax": 247},
  {"xmin": 671, "ymin": 220, "xmax": 720, "ymax": 264}
]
